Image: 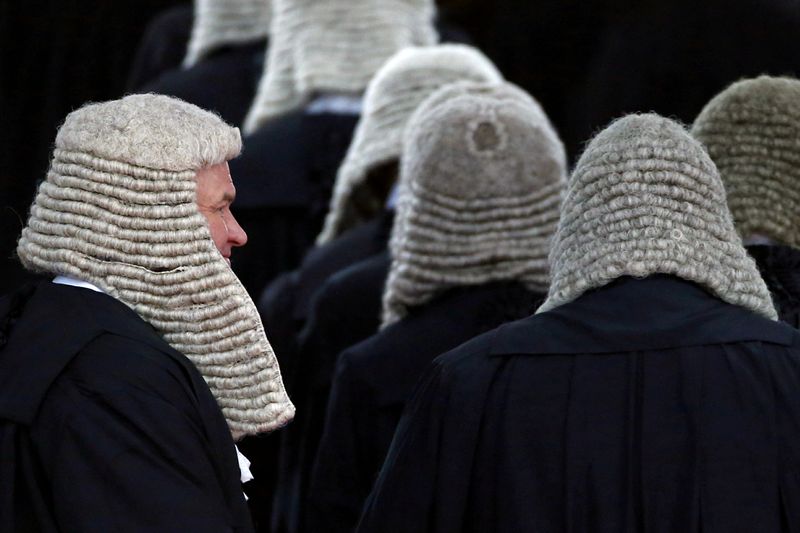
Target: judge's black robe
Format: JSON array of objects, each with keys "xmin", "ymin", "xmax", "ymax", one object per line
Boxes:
[
  {"xmin": 259, "ymin": 210, "xmax": 394, "ymax": 393},
  {"xmin": 0, "ymin": 282, "xmax": 253, "ymax": 532},
  {"xmin": 229, "ymin": 110, "xmax": 360, "ymax": 298},
  {"xmin": 125, "ymin": 3, "xmax": 193, "ymax": 91},
  {"xmin": 308, "ymin": 282, "xmax": 543, "ymax": 533},
  {"xmin": 227, "ymin": 17, "xmax": 471, "ymax": 300},
  {"xmin": 748, "ymin": 244, "xmax": 800, "ymax": 328},
  {"xmin": 140, "ymin": 41, "xmax": 266, "ymax": 128},
  {"xmin": 357, "ymin": 275, "xmax": 800, "ymax": 533},
  {"xmin": 270, "ymin": 252, "xmax": 390, "ymax": 533}
]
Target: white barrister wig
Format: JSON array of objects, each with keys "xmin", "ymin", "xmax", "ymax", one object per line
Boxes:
[
  {"xmin": 317, "ymin": 44, "xmax": 504, "ymax": 244},
  {"xmin": 692, "ymin": 75, "xmax": 800, "ymax": 248},
  {"xmin": 539, "ymin": 113, "xmax": 777, "ymax": 320},
  {"xmin": 18, "ymin": 94, "xmax": 295, "ymax": 440},
  {"xmin": 382, "ymin": 81, "xmax": 568, "ymax": 326},
  {"xmin": 184, "ymin": 0, "xmax": 272, "ymax": 67},
  {"xmin": 242, "ymin": 0, "xmax": 438, "ymax": 133}
]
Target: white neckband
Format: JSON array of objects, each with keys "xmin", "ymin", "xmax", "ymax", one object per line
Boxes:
[{"xmin": 52, "ymin": 275, "xmax": 105, "ymax": 293}]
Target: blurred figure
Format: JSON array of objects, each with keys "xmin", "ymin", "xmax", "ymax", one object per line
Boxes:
[
  {"xmin": 693, "ymin": 76, "xmax": 800, "ymax": 327},
  {"xmin": 229, "ymin": 0, "xmax": 438, "ymax": 298},
  {"xmin": 264, "ymin": 45, "xmax": 502, "ymax": 533},
  {"xmin": 317, "ymin": 44, "xmax": 502, "ymax": 244},
  {"xmin": 0, "ymin": 94, "xmax": 293, "ymax": 531},
  {"xmin": 358, "ymin": 114, "xmax": 800, "ymax": 532},
  {"xmin": 183, "ymin": 0, "xmax": 270, "ymax": 68},
  {"xmin": 311, "ymin": 81, "xmax": 567, "ymax": 533},
  {"xmin": 125, "ymin": 4, "xmax": 194, "ymax": 91},
  {"xmin": 268, "ymin": 249, "xmax": 392, "ymax": 533},
  {"xmin": 136, "ymin": 0, "xmax": 272, "ymax": 127},
  {"xmin": 295, "ymin": 249, "xmax": 392, "ymax": 460},
  {"xmin": 242, "ymin": 0, "xmax": 436, "ymax": 132},
  {"xmin": 262, "ymin": 44, "xmax": 502, "ymax": 388}
]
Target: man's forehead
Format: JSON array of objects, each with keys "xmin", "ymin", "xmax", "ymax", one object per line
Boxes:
[
  {"xmin": 196, "ymin": 162, "xmax": 232, "ymax": 180},
  {"xmin": 195, "ymin": 162, "xmax": 237, "ymax": 200}
]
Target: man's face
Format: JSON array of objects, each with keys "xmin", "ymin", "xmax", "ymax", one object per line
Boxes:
[{"xmin": 195, "ymin": 162, "xmax": 248, "ymax": 266}]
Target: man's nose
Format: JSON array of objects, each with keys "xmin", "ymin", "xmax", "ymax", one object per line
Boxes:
[{"xmin": 228, "ymin": 214, "xmax": 248, "ymax": 247}]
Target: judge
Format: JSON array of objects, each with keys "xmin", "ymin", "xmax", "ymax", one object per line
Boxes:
[
  {"xmin": 693, "ymin": 75, "xmax": 800, "ymax": 326},
  {"xmin": 260, "ymin": 43, "xmax": 502, "ymax": 392},
  {"xmin": 357, "ymin": 114, "xmax": 800, "ymax": 532},
  {"xmin": 310, "ymin": 80, "xmax": 567, "ymax": 533},
  {"xmin": 0, "ymin": 94, "xmax": 293, "ymax": 532}
]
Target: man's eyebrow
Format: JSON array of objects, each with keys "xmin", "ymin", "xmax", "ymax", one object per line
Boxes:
[{"xmin": 221, "ymin": 191, "xmax": 236, "ymax": 203}]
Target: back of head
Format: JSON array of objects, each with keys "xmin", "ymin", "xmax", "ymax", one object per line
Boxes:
[
  {"xmin": 540, "ymin": 113, "xmax": 776, "ymax": 319},
  {"xmin": 692, "ymin": 75, "xmax": 800, "ymax": 248},
  {"xmin": 184, "ymin": 0, "xmax": 272, "ymax": 67},
  {"xmin": 17, "ymin": 94, "xmax": 294, "ymax": 439},
  {"xmin": 382, "ymin": 81, "xmax": 567, "ymax": 326},
  {"xmin": 317, "ymin": 44, "xmax": 503, "ymax": 244},
  {"xmin": 243, "ymin": 0, "xmax": 438, "ymax": 133}
]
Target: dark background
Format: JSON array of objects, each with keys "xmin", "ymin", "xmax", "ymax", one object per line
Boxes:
[{"xmin": 3, "ymin": 0, "xmax": 799, "ymax": 296}]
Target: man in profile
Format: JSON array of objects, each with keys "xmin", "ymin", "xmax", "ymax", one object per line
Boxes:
[{"xmin": 0, "ymin": 94, "xmax": 294, "ymax": 532}]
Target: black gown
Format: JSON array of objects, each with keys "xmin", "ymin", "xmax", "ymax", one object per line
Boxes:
[
  {"xmin": 125, "ymin": 3, "xmax": 193, "ymax": 91},
  {"xmin": 270, "ymin": 252, "xmax": 390, "ymax": 533},
  {"xmin": 357, "ymin": 275, "xmax": 800, "ymax": 533},
  {"xmin": 307, "ymin": 282, "xmax": 543, "ymax": 533},
  {"xmin": 230, "ymin": 109, "xmax": 360, "ymax": 298},
  {"xmin": 0, "ymin": 282, "xmax": 253, "ymax": 532},
  {"xmin": 140, "ymin": 41, "xmax": 266, "ymax": 128},
  {"xmin": 258, "ymin": 210, "xmax": 394, "ymax": 392}
]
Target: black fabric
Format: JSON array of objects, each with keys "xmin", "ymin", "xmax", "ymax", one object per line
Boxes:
[
  {"xmin": 748, "ymin": 244, "xmax": 800, "ymax": 329},
  {"xmin": 236, "ymin": 432, "xmax": 282, "ymax": 533},
  {"xmin": 357, "ymin": 275, "xmax": 800, "ymax": 533},
  {"xmin": 258, "ymin": 273, "xmax": 301, "ymax": 384},
  {"xmin": 125, "ymin": 3, "xmax": 193, "ymax": 91},
  {"xmin": 230, "ymin": 110, "xmax": 360, "ymax": 297},
  {"xmin": 258, "ymin": 210, "xmax": 394, "ymax": 392},
  {"xmin": 270, "ymin": 252, "xmax": 390, "ymax": 533},
  {"xmin": 292, "ymin": 210, "xmax": 394, "ymax": 322},
  {"xmin": 140, "ymin": 41, "xmax": 266, "ymax": 128},
  {"xmin": 308, "ymin": 282, "xmax": 543, "ymax": 533},
  {"xmin": 0, "ymin": 284, "xmax": 36, "ymax": 352},
  {"xmin": 0, "ymin": 282, "xmax": 253, "ymax": 532}
]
